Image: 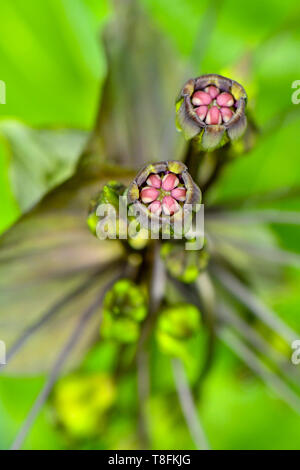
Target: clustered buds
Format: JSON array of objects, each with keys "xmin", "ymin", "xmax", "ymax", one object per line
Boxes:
[
  {"xmin": 176, "ymin": 74, "xmax": 247, "ymax": 150},
  {"xmin": 141, "ymin": 172, "xmax": 186, "ymax": 215},
  {"xmin": 127, "ymin": 161, "xmax": 201, "ymax": 234}
]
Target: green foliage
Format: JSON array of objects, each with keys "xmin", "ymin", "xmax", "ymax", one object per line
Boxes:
[{"xmin": 1, "ymin": 0, "xmax": 300, "ymax": 452}]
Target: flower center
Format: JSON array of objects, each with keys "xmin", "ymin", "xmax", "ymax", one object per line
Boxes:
[
  {"xmin": 139, "ymin": 172, "xmax": 187, "ymax": 216},
  {"xmin": 191, "ymin": 85, "xmax": 236, "ymax": 125}
]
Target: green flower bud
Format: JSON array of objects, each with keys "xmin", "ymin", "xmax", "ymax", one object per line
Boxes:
[
  {"xmin": 176, "ymin": 74, "xmax": 247, "ymax": 151},
  {"xmin": 87, "ymin": 181, "xmax": 126, "ymax": 236},
  {"xmin": 156, "ymin": 304, "xmax": 201, "ymax": 360},
  {"xmin": 101, "ymin": 314, "xmax": 141, "ymax": 343},
  {"xmin": 160, "ymin": 241, "xmax": 209, "ymax": 283},
  {"xmin": 53, "ymin": 373, "xmax": 116, "ymax": 438},
  {"xmin": 101, "ymin": 279, "xmax": 148, "ymax": 343}
]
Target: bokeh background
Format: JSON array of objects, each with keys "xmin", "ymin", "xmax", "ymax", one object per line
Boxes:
[{"xmin": 1, "ymin": 0, "xmax": 300, "ymax": 449}]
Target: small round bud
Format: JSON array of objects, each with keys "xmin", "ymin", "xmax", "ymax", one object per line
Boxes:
[
  {"xmin": 162, "ymin": 173, "xmax": 179, "ymax": 191},
  {"xmin": 162, "ymin": 195, "xmax": 180, "ymax": 215},
  {"xmin": 206, "ymin": 106, "xmax": 222, "ymax": 125},
  {"xmin": 140, "ymin": 187, "xmax": 159, "ymax": 203},
  {"xmin": 191, "ymin": 90, "xmax": 212, "ymax": 106},
  {"xmin": 171, "ymin": 187, "xmax": 187, "ymax": 201},
  {"xmin": 220, "ymin": 107, "xmax": 234, "ymax": 123},
  {"xmin": 146, "ymin": 174, "xmax": 162, "ymax": 188},
  {"xmin": 148, "ymin": 200, "xmax": 162, "ymax": 214},
  {"xmin": 87, "ymin": 181, "xmax": 126, "ymax": 237},
  {"xmin": 216, "ymin": 92, "xmax": 234, "ymax": 107},
  {"xmin": 53, "ymin": 373, "xmax": 116, "ymax": 438},
  {"xmin": 101, "ymin": 279, "xmax": 148, "ymax": 343},
  {"xmin": 205, "ymin": 85, "xmax": 220, "ymax": 99},
  {"xmin": 160, "ymin": 241, "xmax": 209, "ymax": 283},
  {"xmin": 156, "ymin": 303, "xmax": 201, "ymax": 359},
  {"xmin": 195, "ymin": 105, "xmax": 208, "ymax": 120}
]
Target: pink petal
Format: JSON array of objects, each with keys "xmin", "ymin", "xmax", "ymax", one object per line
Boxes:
[
  {"xmin": 195, "ymin": 105, "xmax": 208, "ymax": 121},
  {"xmin": 146, "ymin": 174, "xmax": 161, "ymax": 189},
  {"xmin": 191, "ymin": 91, "xmax": 212, "ymax": 106},
  {"xmin": 220, "ymin": 107, "xmax": 234, "ymax": 123},
  {"xmin": 148, "ymin": 200, "xmax": 162, "ymax": 215},
  {"xmin": 204, "ymin": 85, "xmax": 219, "ymax": 99},
  {"xmin": 140, "ymin": 187, "xmax": 159, "ymax": 203},
  {"xmin": 171, "ymin": 187, "xmax": 186, "ymax": 202},
  {"xmin": 162, "ymin": 173, "xmax": 179, "ymax": 191},
  {"xmin": 216, "ymin": 92, "xmax": 234, "ymax": 107},
  {"xmin": 206, "ymin": 106, "xmax": 222, "ymax": 125},
  {"xmin": 162, "ymin": 196, "xmax": 180, "ymax": 215}
]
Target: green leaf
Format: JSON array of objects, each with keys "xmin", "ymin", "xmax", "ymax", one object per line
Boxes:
[{"xmin": 0, "ymin": 120, "xmax": 89, "ymax": 213}]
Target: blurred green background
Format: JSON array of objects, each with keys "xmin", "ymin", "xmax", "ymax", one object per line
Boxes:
[{"xmin": 1, "ymin": 0, "xmax": 300, "ymax": 450}]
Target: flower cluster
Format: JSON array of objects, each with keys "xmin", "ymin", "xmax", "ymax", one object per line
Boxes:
[
  {"xmin": 191, "ymin": 86, "xmax": 236, "ymax": 125},
  {"xmin": 127, "ymin": 160, "xmax": 201, "ymax": 232},
  {"xmin": 140, "ymin": 171, "xmax": 187, "ymax": 216},
  {"xmin": 176, "ymin": 73, "xmax": 247, "ymax": 151}
]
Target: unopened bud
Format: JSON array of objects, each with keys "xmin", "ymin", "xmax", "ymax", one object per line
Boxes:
[
  {"xmin": 87, "ymin": 181, "xmax": 126, "ymax": 237},
  {"xmin": 160, "ymin": 241, "xmax": 209, "ymax": 283},
  {"xmin": 127, "ymin": 161, "xmax": 201, "ymax": 236},
  {"xmin": 220, "ymin": 107, "xmax": 234, "ymax": 123},
  {"xmin": 216, "ymin": 91, "xmax": 234, "ymax": 107},
  {"xmin": 146, "ymin": 174, "xmax": 162, "ymax": 188},
  {"xmin": 206, "ymin": 106, "xmax": 222, "ymax": 125},
  {"xmin": 140, "ymin": 187, "xmax": 159, "ymax": 203},
  {"xmin": 101, "ymin": 279, "xmax": 148, "ymax": 343},
  {"xmin": 162, "ymin": 195, "xmax": 180, "ymax": 215},
  {"xmin": 191, "ymin": 90, "xmax": 212, "ymax": 106},
  {"xmin": 171, "ymin": 187, "xmax": 187, "ymax": 201},
  {"xmin": 205, "ymin": 85, "xmax": 219, "ymax": 99},
  {"xmin": 195, "ymin": 105, "xmax": 208, "ymax": 120},
  {"xmin": 156, "ymin": 303, "xmax": 201, "ymax": 360},
  {"xmin": 149, "ymin": 200, "xmax": 162, "ymax": 214},
  {"xmin": 176, "ymin": 74, "xmax": 247, "ymax": 151},
  {"xmin": 162, "ymin": 173, "xmax": 179, "ymax": 191}
]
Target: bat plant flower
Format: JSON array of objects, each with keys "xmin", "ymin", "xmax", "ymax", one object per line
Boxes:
[
  {"xmin": 127, "ymin": 160, "xmax": 201, "ymax": 236},
  {"xmin": 176, "ymin": 74, "xmax": 247, "ymax": 151}
]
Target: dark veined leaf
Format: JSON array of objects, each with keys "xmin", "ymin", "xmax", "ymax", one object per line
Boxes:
[
  {"xmin": 0, "ymin": 1, "xmax": 184, "ymax": 376},
  {"xmin": 0, "ymin": 156, "xmax": 134, "ymax": 375}
]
